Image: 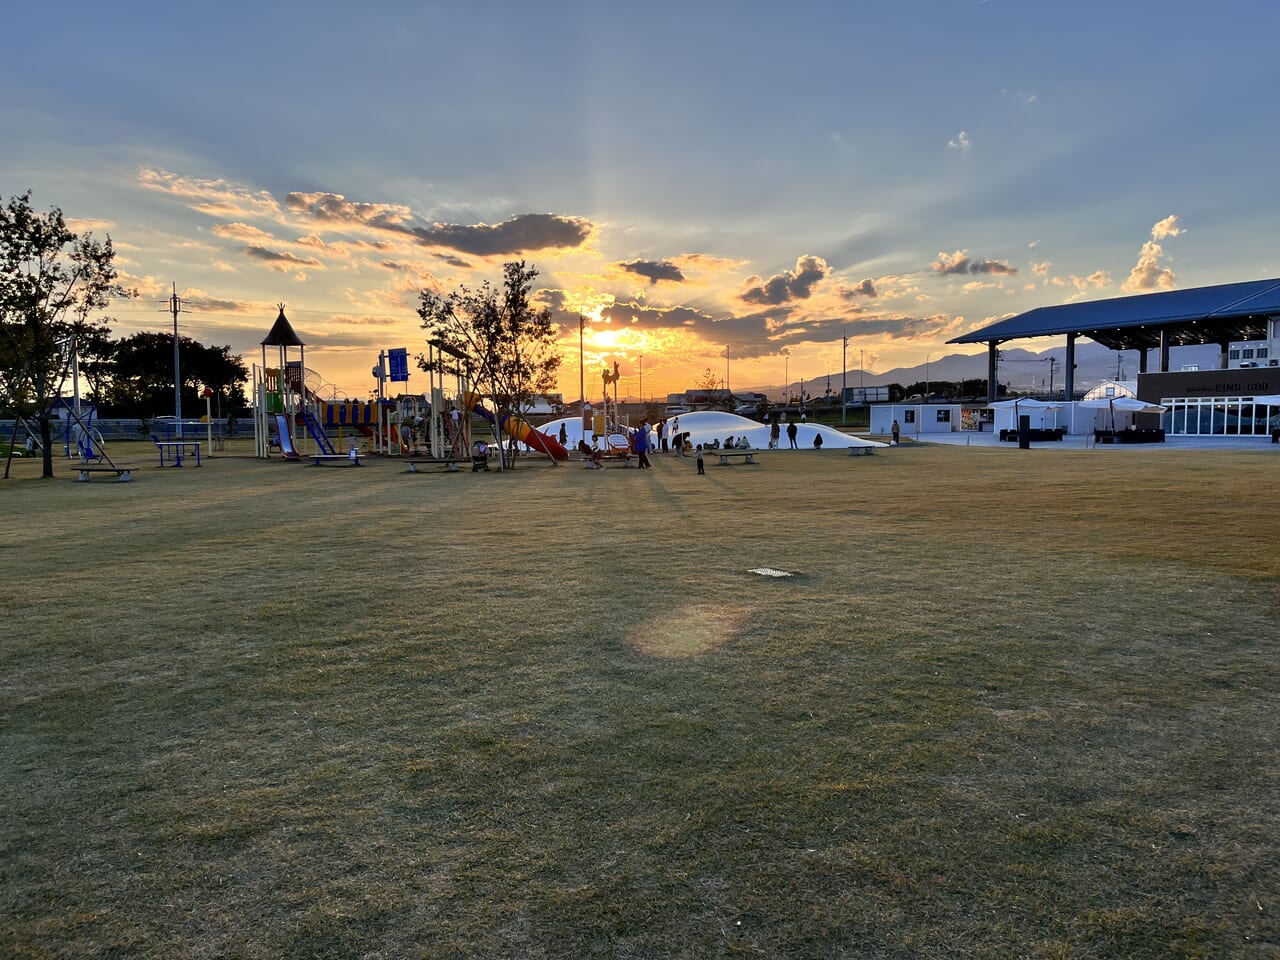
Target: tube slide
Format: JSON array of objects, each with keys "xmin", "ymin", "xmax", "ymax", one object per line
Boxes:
[
  {"xmin": 464, "ymin": 392, "xmax": 569, "ymax": 460},
  {"xmin": 273, "ymin": 414, "xmax": 301, "ymax": 460}
]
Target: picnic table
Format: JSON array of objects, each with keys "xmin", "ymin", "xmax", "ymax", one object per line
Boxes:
[{"xmin": 150, "ymin": 436, "xmax": 202, "ymax": 467}]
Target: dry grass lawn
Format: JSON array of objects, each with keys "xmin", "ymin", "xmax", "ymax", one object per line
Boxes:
[{"xmin": 2, "ymin": 439, "xmax": 1278, "ymax": 958}]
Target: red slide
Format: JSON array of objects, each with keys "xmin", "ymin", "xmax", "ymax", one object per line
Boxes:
[{"xmin": 463, "ymin": 392, "xmax": 569, "ymax": 460}]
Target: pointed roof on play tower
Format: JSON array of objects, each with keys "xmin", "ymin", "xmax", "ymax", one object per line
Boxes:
[{"xmin": 261, "ymin": 304, "xmax": 305, "ymax": 347}]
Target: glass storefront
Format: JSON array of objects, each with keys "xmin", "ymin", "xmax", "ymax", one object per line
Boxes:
[{"xmin": 1161, "ymin": 397, "xmax": 1280, "ymax": 436}]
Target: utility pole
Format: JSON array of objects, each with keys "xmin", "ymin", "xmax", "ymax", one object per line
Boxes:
[
  {"xmin": 162, "ymin": 283, "xmax": 187, "ymax": 438},
  {"xmin": 841, "ymin": 332, "xmax": 848, "ymax": 426}
]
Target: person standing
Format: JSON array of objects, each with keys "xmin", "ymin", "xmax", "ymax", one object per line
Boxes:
[
  {"xmin": 658, "ymin": 419, "xmax": 668, "ymax": 453},
  {"xmin": 670, "ymin": 416, "xmax": 680, "ymax": 454},
  {"xmin": 696, "ymin": 444, "xmax": 705, "ymax": 475},
  {"xmin": 769, "ymin": 420, "xmax": 780, "ymax": 449},
  {"xmin": 558, "ymin": 422, "xmax": 568, "ymax": 447},
  {"xmin": 633, "ymin": 422, "xmax": 652, "ymax": 468},
  {"xmin": 891, "ymin": 419, "xmax": 900, "ymax": 445},
  {"xmin": 787, "ymin": 420, "xmax": 798, "ymax": 449}
]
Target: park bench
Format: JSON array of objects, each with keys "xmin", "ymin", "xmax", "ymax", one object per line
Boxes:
[
  {"xmin": 75, "ymin": 466, "xmax": 133, "ymax": 482},
  {"xmin": 310, "ymin": 452, "xmax": 360, "ymax": 466},
  {"xmin": 848, "ymin": 446, "xmax": 875, "ymax": 456},
  {"xmin": 150, "ymin": 435, "xmax": 202, "ymax": 467},
  {"xmin": 406, "ymin": 459, "xmax": 461, "ymax": 473},
  {"xmin": 712, "ymin": 448, "xmax": 762, "ymax": 465}
]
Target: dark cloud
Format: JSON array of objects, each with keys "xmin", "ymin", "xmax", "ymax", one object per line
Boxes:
[
  {"xmin": 437, "ymin": 253, "xmax": 471, "ymax": 269},
  {"xmin": 398, "ymin": 214, "xmax": 592, "ymax": 256},
  {"xmin": 532, "ymin": 288, "xmax": 571, "ymax": 316},
  {"xmin": 286, "ymin": 192, "xmax": 410, "ymax": 226},
  {"xmin": 741, "ymin": 255, "xmax": 830, "ymax": 305},
  {"xmin": 847, "ymin": 313, "xmax": 956, "ymax": 340},
  {"xmin": 932, "ymin": 250, "xmax": 971, "ymax": 275},
  {"xmin": 932, "ymin": 250, "xmax": 1017, "ymax": 275},
  {"xmin": 846, "ymin": 278, "xmax": 878, "ymax": 298},
  {"xmin": 244, "ymin": 246, "xmax": 323, "ymax": 270},
  {"xmin": 619, "ymin": 259, "xmax": 685, "ymax": 284},
  {"xmin": 288, "ymin": 190, "xmax": 592, "ymax": 256},
  {"xmin": 183, "ymin": 295, "xmax": 253, "ymax": 313},
  {"xmin": 600, "ymin": 300, "xmax": 709, "ymax": 328}
]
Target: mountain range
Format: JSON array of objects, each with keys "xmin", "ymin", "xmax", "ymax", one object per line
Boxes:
[{"xmin": 780, "ymin": 341, "xmax": 1223, "ymax": 399}]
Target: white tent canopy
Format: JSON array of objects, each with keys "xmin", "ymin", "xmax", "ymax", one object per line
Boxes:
[
  {"xmin": 1079, "ymin": 396, "xmax": 1166, "ymax": 414},
  {"xmin": 987, "ymin": 398, "xmax": 1062, "ymax": 410},
  {"xmin": 1078, "ymin": 395, "xmax": 1166, "ymax": 433},
  {"xmin": 988, "ymin": 397, "xmax": 1061, "ymax": 431}
]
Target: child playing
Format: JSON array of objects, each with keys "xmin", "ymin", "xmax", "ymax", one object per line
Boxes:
[{"xmin": 696, "ymin": 444, "xmax": 705, "ymax": 475}]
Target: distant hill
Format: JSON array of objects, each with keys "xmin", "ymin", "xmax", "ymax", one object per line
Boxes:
[{"xmin": 764, "ymin": 342, "xmax": 1222, "ymax": 399}]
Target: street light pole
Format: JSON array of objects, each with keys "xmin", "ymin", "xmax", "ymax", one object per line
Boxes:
[
  {"xmin": 578, "ymin": 315, "xmax": 585, "ymax": 415},
  {"xmin": 925, "ymin": 354, "xmax": 931, "ymax": 400},
  {"xmin": 639, "ymin": 354, "xmax": 643, "ymax": 406}
]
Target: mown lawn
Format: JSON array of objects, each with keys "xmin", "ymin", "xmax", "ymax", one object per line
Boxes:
[{"xmin": 2, "ymin": 440, "xmax": 1277, "ymax": 958}]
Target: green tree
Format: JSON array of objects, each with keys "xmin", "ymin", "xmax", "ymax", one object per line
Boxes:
[
  {"xmin": 0, "ymin": 191, "xmax": 129, "ymax": 478},
  {"xmin": 416, "ymin": 261, "xmax": 561, "ymax": 465},
  {"xmin": 104, "ymin": 331, "xmax": 248, "ymax": 418}
]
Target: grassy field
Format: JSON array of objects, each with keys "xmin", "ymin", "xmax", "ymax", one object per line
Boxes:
[{"xmin": 2, "ymin": 440, "xmax": 1277, "ymax": 958}]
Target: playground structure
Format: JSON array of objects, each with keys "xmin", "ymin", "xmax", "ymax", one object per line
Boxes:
[
  {"xmin": 253, "ymin": 313, "xmax": 570, "ymax": 467},
  {"xmin": 254, "ymin": 307, "xmax": 399, "ymax": 460}
]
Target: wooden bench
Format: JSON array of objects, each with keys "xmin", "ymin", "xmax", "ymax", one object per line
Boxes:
[
  {"xmin": 406, "ymin": 459, "xmax": 460, "ymax": 473},
  {"xmin": 76, "ymin": 466, "xmax": 133, "ymax": 482},
  {"xmin": 848, "ymin": 446, "xmax": 876, "ymax": 456},
  {"xmin": 150, "ymin": 436, "xmax": 202, "ymax": 467},
  {"xmin": 712, "ymin": 448, "xmax": 761, "ymax": 465},
  {"xmin": 310, "ymin": 453, "xmax": 360, "ymax": 466}
]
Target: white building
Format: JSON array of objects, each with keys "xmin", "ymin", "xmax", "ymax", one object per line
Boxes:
[
  {"xmin": 1082, "ymin": 380, "xmax": 1137, "ymax": 401},
  {"xmin": 1227, "ymin": 319, "xmax": 1279, "ymax": 369}
]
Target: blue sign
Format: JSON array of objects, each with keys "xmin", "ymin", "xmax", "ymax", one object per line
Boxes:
[{"xmin": 388, "ymin": 348, "xmax": 409, "ymax": 382}]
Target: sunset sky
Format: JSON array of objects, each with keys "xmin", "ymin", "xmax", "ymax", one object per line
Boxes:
[{"xmin": 5, "ymin": 1, "xmax": 1278, "ymax": 403}]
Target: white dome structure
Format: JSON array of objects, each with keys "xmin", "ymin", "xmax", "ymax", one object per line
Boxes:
[{"xmin": 538, "ymin": 411, "xmax": 884, "ymax": 453}]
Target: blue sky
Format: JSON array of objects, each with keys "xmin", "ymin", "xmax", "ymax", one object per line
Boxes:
[{"xmin": 4, "ymin": 0, "xmax": 1278, "ymax": 400}]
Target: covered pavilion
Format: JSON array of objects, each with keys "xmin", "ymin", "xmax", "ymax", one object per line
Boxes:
[{"xmin": 948, "ymin": 278, "xmax": 1280, "ymax": 401}]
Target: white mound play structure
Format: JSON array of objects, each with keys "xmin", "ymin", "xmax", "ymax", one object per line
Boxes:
[{"xmin": 538, "ymin": 410, "xmax": 884, "ymax": 453}]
